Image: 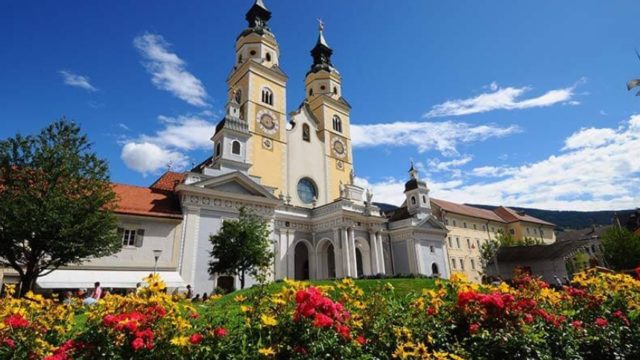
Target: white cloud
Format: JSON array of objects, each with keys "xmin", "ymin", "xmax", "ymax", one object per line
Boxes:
[
  {"xmin": 428, "ymin": 155, "xmax": 473, "ymax": 172},
  {"xmin": 470, "ymin": 166, "xmax": 517, "ymax": 178},
  {"xmin": 424, "ymin": 79, "xmax": 584, "ymax": 118},
  {"xmin": 134, "ymin": 33, "xmax": 209, "ymax": 107},
  {"xmin": 120, "ymin": 114, "xmax": 217, "ymax": 175},
  {"xmin": 562, "ymin": 127, "xmax": 617, "ymax": 150},
  {"xmin": 351, "ymin": 121, "xmax": 520, "ymax": 155},
  {"xmin": 59, "ymin": 70, "xmax": 97, "ymax": 92},
  {"xmin": 363, "ymin": 114, "xmax": 640, "ymax": 211},
  {"xmin": 121, "ymin": 142, "xmax": 188, "ymax": 176}
]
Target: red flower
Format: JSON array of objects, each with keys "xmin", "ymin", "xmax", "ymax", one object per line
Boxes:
[
  {"xmin": 214, "ymin": 327, "xmax": 228, "ymax": 337},
  {"xmin": 131, "ymin": 337, "xmax": 145, "ymax": 351},
  {"xmin": 469, "ymin": 323, "xmax": 480, "ymax": 334},
  {"xmin": 313, "ymin": 313, "xmax": 333, "ymax": 328},
  {"xmin": 1, "ymin": 338, "xmax": 15, "ymax": 348},
  {"xmin": 571, "ymin": 320, "xmax": 583, "ymax": 329},
  {"xmin": 189, "ymin": 312, "xmax": 199, "ymax": 319},
  {"xmin": 612, "ymin": 310, "xmax": 630, "ymax": 326},
  {"xmin": 427, "ymin": 306, "xmax": 436, "ymax": 315},
  {"xmin": 457, "ymin": 291, "xmax": 477, "ymax": 307},
  {"xmin": 335, "ymin": 324, "xmax": 351, "ymax": 340},
  {"xmin": 595, "ymin": 317, "xmax": 608, "ymax": 327},
  {"xmin": 523, "ymin": 314, "xmax": 534, "ymax": 324},
  {"xmin": 356, "ymin": 335, "xmax": 367, "ymax": 345},
  {"xmin": 294, "ymin": 345, "xmax": 308, "ymax": 354},
  {"xmin": 4, "ymin": 314, "xmax": 29, "ymax": 328},
  {"xmin": 190, "ymin": 333, "xmax": 204, "ymax": 345}
]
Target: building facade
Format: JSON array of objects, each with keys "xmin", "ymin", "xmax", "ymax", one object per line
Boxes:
[{"xmin": 2, "ymin": 1, "xmax": 450, "ymax": 294}]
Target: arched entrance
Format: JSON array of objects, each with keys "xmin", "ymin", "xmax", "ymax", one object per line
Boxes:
[
  {"xmin": 316, "ymin": 239, "xmax": 337, "ymax": 279},
  {"xmin": 216, "ymin": 275, "xmax": 235, "ymax": 293},
  {"xmin": 294, "ymin": 242, "xmax": 310, "ymax": 280},
  {"xmin": 431, "ymin": 263, "xmax": 440, "ymax": 277},
  {"xmin": 356, "ymin": 248, "xmax": 364, "ymax": 277},
  {"xmin": 354, "ymin": 238, "xmax": 372, "ymax": 277}
]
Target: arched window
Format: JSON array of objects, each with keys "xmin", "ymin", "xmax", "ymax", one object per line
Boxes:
[
  {"xmin": 234, "ymin": 89, "xmax": 242, "ymax": 104},
  {"xmin": 261, "ymin": 88, "xmax": 274, "ymax": 106},
  {"xmin": 302, "ymin": 124, "xmax": 310, "ymax": 142},
  {"xmin": 232, "ymin": 140, "xmax": 241, "ymax": 155},
  {"xmin": 422, "ymin": 195, "xmax": 427, "ymax": 203},
  {"xmin": 333, "ymin": 86, "xmax": 338, "ymax": 95},
  {"xmin": 411, "ymin": 196, "xmax": 416, "ymax": 205},
  {"xmin": 238, "ymin": 54, "xmax": 243, "ymax": 63},
  {"xmin": 215, "ymin": 142, "xmax": 221, "ymax": 157},
  {"xmin": 432, "ymin": 263, "xmax": 439, "ymax": 275},
  {"xmin": 266, "ymin": 52, "xmax": 271, "ymax": 62},
  {"xmin": 308, "ymin": 88, "xmax": 313, "ymax": 96},
  {"xmin": 332, "ymin": 115, "xmax": 342, "ymax": 133}
]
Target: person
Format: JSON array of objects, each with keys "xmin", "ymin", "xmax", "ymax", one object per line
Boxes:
[
  {"xmin": 91, "ymin": 282, "xmax": 102, "ymax": 301},
  {"xmin": 62, "ymin": 291, "xmax": 73, "ymax": 305},
  {"xmin": 553, "ymin": 275, "xmax": 563, "ymax": 288},
  {"xmin": 192, "ymin": 294, "xmax": 201, "ymax": 303},
  {"xmin": 80, "ymin": 288, "xmax": 97, "ymax": 306},
  {"xmin": 202, "ymin": 292, "xmax": 209, "ymax": 302},
  {"xmin": 186, "ymin": 284, "xmax": 193, "ymax": 299}
]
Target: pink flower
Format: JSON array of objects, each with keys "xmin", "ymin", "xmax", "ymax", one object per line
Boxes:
[
  {"xmin": 356, "ymin": 335, "xmax": 367, "ymax": 345},
  {"xmin": 571, "ymin": 320, "xmax": 583, "ymax": 329},
  {"xmin": 595, "ymin": 317, "xmax": 608, "ymax": 327},
  {"xmin": 469, "ymin": 323, "xmax": 480, "ymax": 334},
  {"xmin": 189, "ymin": 333, "xmax": 204, "ymax": 345},
  {"xmin": 1, "ymin": 338, "xmax": 15, "ymax": 348},
  {"xmin": 131, "ymin": 337, "xmax": 145, "ymax": 351},
  {"xmin": 523, "ymin": 314, "xmax": 534, "ymax": 324},
  {"xmin": 214, "ymin": 327, "xmax": 228, "ymax": 337}
]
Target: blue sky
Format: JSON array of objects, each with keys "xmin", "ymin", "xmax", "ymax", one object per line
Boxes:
[{"xmin": 2, "ymin": 0, "xmax": 640, "ymax": 210}]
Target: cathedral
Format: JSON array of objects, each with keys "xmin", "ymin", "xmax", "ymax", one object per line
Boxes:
[
  {"xmin": 1, "ymin": 0, "xmax": 474, "ymax": 293},
  {"xmin": 174, "ymin": 0, "xmax": 451, "ymax": 291}
]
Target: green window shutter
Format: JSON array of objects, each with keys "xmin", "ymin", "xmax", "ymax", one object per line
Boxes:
[{"xmin": 135, "ymin": 229, "xmax": 145, "ymax": 247}]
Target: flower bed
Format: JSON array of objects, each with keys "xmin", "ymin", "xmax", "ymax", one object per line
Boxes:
[{"xmin": 1, "ymin": 269, "xmax": 640, "ymax": 359}]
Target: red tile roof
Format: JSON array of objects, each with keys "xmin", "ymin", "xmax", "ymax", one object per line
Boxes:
[
  {"xmin": 112, "ymin": 183, "xmax": 182, "ymax": 219},
  {"xmin": 431, "ymin": 198, "xmax": 505, "ymax": 223},
  {"xmin": 494, "ymin": 206, "xmax": 555, "ymax": 226},
  {"xmin": 149, "ymin": 171, "xmax": 185, "ymax": 191}
]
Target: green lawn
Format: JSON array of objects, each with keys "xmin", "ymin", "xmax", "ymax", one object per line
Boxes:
[{"xmin": 196, "ymin": 277, "xmax": 438, "ymax": 325}]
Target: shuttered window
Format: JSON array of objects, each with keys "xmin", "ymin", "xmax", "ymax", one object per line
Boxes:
[{"xmin": 118, "ymin": 227, "xmax": 145, "ymax": 248}]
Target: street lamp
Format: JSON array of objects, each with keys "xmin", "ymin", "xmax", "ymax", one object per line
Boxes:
[{"xmin": 153, "ymin": 249, "xmax": 163, "ymax": 274}]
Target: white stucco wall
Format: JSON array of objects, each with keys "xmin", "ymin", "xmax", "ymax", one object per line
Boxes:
[
  {"xmin": 86, "ymin": 215, "xmax": 181, "ymax": 271},
  {"xmin": 286, "ymin": 107, "xmax": 328, "ymax": 207}
]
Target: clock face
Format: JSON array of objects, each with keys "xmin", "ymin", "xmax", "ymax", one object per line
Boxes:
[
  {"xmin": 256, "ymin": 109, "xmax": 278, "ymax": 135},
  {"xmin": 260, "ymin": 114, "xmax": 275, "ymax": 130},
  {"xmin": 332, "ymin": 138, "xmax": 346, "ymax": 158}
]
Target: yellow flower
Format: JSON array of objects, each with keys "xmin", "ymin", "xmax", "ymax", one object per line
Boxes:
[
  {"xmin": 258, "ymin": 346, "xmax": 276, "ymax": 357},
  {"xmin": 240, "ymin": 305, "xmax": 253, "ymax": 313},
  {"xmin": 170, "ymin": 336, "xmax": 190, "ymax": 347},
  {"xmin": 260, "ymin": 314, "xmax": 278, "ymax": 326},
  {"xmin": 234, "ymin": 295, "xmax": 247, "ymax": 302}
]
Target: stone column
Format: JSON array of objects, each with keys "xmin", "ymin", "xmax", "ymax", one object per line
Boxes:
[
  {"xmin": 286, "ymin": 230, "xmax": 296, "ymax": 279},
  {"xmin": 369, "ymin": 231, "xmax": 379, "ymax": 274},
  {"xmin": 333, "ymin": 228, "xmax": 343, "ymax": 278},
  {"xmin": 377, "ymin": 232, "xmax": 386, "ymax": 274},
  {"xmin": 349, "ymin": 227, "xmax": 357, "ymax": 277},
  {"xmin": 341, "ymin": 227, "xmax": 351, "ymax": 277}
]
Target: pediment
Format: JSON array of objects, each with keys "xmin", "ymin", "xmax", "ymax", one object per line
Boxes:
[
  {"xmin": 416, "ymin": 215, "xmax": 448, "ymax": 231},
  {"xmin": 191, "ymin": 171, "xmax": 278, "ymax": 200}
]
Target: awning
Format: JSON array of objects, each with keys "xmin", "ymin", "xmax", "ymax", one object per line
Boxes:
[{"xmin": 37, "ymin": 270, "xmax": 186, "ymax": 289}]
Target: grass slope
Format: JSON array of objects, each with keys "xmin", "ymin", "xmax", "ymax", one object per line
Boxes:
[{"xmin": 198, "ymin": 278, "xmax": 437, "ymax": 324}]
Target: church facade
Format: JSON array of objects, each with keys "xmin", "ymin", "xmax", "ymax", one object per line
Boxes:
[{"xmin": 1, "ymin": 1, "xmax": 464, "ymax": 293}]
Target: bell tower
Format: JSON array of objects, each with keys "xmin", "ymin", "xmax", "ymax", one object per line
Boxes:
[
  {"xmin": 304, "ymin": 21, "xmax": 353, "ymax": 201},
  {"xmin": 227, "ymin": 0, "xmax": 288, "ymax": 192}
]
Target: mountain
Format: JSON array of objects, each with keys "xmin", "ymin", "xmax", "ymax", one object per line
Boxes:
[{"xmin": 468, "ymin": 205, "xmax": 637, "ymax": 231}]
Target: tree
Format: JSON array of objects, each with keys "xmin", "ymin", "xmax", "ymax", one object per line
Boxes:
[
  {"xmin": 208, "ymin": 207, "xmax": 273, "ymax": 289},
  {"xmin": 0, "ymin": 120, "xmax": 120, "ymax": 296},
  {"xmin": 480, "ymin": 239, "xmax": 500, "ymax": 273},
  {"xmin": 600, "ymin": 226, "xmax": 640, "ymax": 270}
]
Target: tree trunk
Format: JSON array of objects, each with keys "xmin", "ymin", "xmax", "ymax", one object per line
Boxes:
[
  {"xmin": 240, "ymin": 270, "xmax": 245, "ymax": 289},
  {"xmin": 19, "ymin": 272, "xmax": 38, "ymax": 297}
]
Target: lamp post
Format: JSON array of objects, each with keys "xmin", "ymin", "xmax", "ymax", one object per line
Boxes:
[{"xmin": 153, "ymin": 249, "xmax": 163, "ymax": 274}]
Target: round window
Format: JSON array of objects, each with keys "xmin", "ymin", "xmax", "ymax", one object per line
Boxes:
[{"xmin": 297, "ymin": 178, "xmax": 317, "ymax": 204}]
